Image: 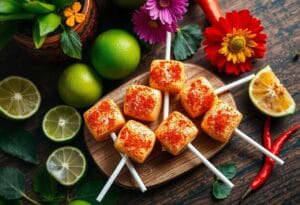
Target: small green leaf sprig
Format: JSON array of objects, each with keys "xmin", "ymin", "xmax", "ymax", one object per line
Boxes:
[
  {"xmin": 0, "ymin": 166, "xmax": 121, "ymax": 205},
  {"xmin": 172, "ymin": 24, "xmax": 202, "ymax": 61},
  {"xmin": 213, "ymin": 163, "xmax": 237, "ymax": 200}
]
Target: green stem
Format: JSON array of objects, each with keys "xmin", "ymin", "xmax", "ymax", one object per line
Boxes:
[{"xmin": 21, "ymin": 193, "xmax": 42, "ymax": 205}]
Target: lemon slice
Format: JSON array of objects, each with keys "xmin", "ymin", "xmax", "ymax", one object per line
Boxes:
[
  {"xmin": 249, "ymin": 65, "xmax": 296, "ymax": 117},
  {"xmin": 46, "ymin": 146, "xmax": 86, "ymax": 186},
  {"xmin": 42, "ymin": 105, "xmax": 82, "ymax": 142},
  {"xmin": 0, "ymin": 76, "xmax": 41, "ymax": 120}
]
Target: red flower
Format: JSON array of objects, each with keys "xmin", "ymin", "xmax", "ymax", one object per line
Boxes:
[{"xmin": 203, "ymin": 10, "xmax": 267, "ymax": 75}]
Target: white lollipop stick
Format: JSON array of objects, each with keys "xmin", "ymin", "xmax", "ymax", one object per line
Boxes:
[
  {"xmin": 163, "ymin": 31, "xmax": 172, "ymax": 120},
  {"xmin": 215, "ymin": 74, "xmax": 255, "ymax": 95},
  {"xmin": 234, "ymin": 129, "xmax": 284, "ymax": 165},
  {"xmin": 96, "ymin": 156, "xmax": 127, "ymax": 202},
  {"xmin": 187, "ymin": 143, "xmax": 234, "ymax": 188},
  {"xmin": 110, "ymin": 133, "xmax": 147, "ymax": 192}
]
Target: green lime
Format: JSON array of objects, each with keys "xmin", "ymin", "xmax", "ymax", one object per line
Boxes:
[
  {"xmin": 91, "ymin": 29, "xmax": 141, "ymax": 80},
  {"xmin": 42, "ymin": 105, "xmax": 82, "ymax": 142},
  {"xmin": 249, "ymin": 65, "xmax": 296, "ymax": 117},
  {"xmin": 0, "ymin": 76, "xmax": 41, "ymax": 120},
  {"xmin": 58, "ymin": 63, "xmax": 102, "ymax": 108},
  {"xmin": 68, "ymin": 200, "xmax": 91, "ymax": 205},
  {"xmin": 46, "ymin": 146, "xmax": 86, "ymax": 186},
  {"xmin": 112, "ymin": 0, "xmax": 145, "ymax": 8}
]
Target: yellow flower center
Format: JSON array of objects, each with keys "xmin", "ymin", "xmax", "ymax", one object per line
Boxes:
[
  {"xmin": 219, "ymin": 28, "xmax": 258, "ymax": 64},
  {"xmin": 229, "ymin": 35, "xmax": 246, "ymax": 53},
  {"xmin": 148, "ymin": 20, "xmax": 159, "ymax": 29}
]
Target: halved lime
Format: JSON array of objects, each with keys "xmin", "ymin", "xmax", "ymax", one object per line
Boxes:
[
  {"xmin": 249, "ymin": 65, "xmax": 296, "ymax": 117},
  {"xmin": 0, "ymin": 76, "xmax": 41, "ymax": 120},
  {"xmin": 42, "ymin": 105, "xmax": 82, "ymax": 142},
  {"xmin": 46, "ymin": 146, "xmax": 86, "ymax": 186}
]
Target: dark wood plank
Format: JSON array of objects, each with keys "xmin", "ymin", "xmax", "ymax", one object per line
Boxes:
[{"xmin": 0, "ymin": 0, "xmax": 299, "ymax": 204}]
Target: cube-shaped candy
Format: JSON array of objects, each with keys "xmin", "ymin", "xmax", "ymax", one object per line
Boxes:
[
  {"xmin": 149, "ymin": 60, "xmax": 185, "ymax": 94},
  {"xmin": 124, "ymin": 85, "xmax": 162, "ymax": 122},
  {"xmin": 114, "ymin": 120, "xmax": 156, "ymax": 163},
  {"xmin": 201, "ymin": 100, "xmax": 243, "ymax": 142},
  {"xmin": 180, "ymin": 77, "xmax": 218, "ymax": 118},
  {"xmin": 84, "ymin": 98, "xmax": 126, "ymax": 141},
  {"xmin": 155, "ymin": 111, "xmax": 199, "ymax": 156}
]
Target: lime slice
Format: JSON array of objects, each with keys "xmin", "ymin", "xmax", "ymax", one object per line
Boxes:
[
  {"xmin": 42, "ymin": 105, "xmax": 82, "ymax": 142},
  {"xmin": 249, "ymin": 65, "xmax": 296, "ymax": 117},
  {"xmin": 0, "ymin": 76, "xmax": 41, "ymax": 120},
  {"xmin": 46, "ymin": 146, "xmax": 86, "ymax": 186}
]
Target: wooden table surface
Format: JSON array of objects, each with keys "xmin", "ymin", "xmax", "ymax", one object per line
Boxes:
[{"xmin": 0, "ymin": 0, "xmax": 299, "ymax": 204}]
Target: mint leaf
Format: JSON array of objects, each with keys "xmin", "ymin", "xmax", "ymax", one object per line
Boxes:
[
  {"xmin": 217, "ymin": 163, "xmax": 237, "ymax": 180},
  {"xmin": 212, "ymin": 181, "xmax": 231, "ymax": 199},
  {"xmin": 0, "ymin": 197, "xmax": 22, "ymax": 205},
  {"xmin": 74, "ymin": 180, "xmax": 121, "ymax": 205},
  {"xmin": 0, "ymin": 167, "xmax": 25, "ymax": 200},
  {"xmin": 33, "ymin": 167, "xmax": 58, "ymax": 202},
  {"xmin": 0, "ymin": 125, "xmax": 39, "ymax": 164},
  {"xmin": 60, "ymin": 29, "xmax": 82, "ymax": 59},
  {"xmin": 22, "ymin": 1, "xmax": 56, "ymax": 14},
  {"xmin": 33, "ymin": 21, "xmax": 46, "ymax": 49},
  {"xmin": 38, "ymin": 13, "xmax": 61, "ymax": 36},
  {"xmin": 172, "ymin": 24, "xmax": 202, "ymax": 60},
  {"xmin": 0, "ymin": 21, "xmax": 18, "ymax": 49},
  {"xmin": 51, "ymin": 0, "xmax": 73, "ymax": 9},
  {"xmin": 0, "ymin": 0, "xmax": 22, "ymax": 13},
  {"xmin": 0, "ymin": 13, "xmax": 34, "ymax": 21}
]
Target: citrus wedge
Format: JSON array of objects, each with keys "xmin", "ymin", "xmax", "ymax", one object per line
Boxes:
[
  {"xmin": 46, "ymin": 146, "xmax": 86, "ymax": 186},
  {"xmin": 42, "ymin": 105, "xmax": 81, "ymax": 142},
  {"xmin": 249, "ymin": 65, "xmax": 296, "ymax": 117},
  {"xmin": 0, "ymin": 76, "xmax": 41, "ymax": 120}
]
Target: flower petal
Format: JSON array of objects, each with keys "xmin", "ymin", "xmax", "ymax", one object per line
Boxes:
[
  {"xmin": 63, "ymin": 8, "xmax": 73, "ymax": 17},
  {"xmin": 72, "ymin": 2, "xmax": 82, "ymax": 13},
  {"xmin": 75, "ymin": 13, "xmax": 85, "ymax": 23},
  {"xmin": 66, "ymin": 16, "xmax": 75, "ymax": 27}
]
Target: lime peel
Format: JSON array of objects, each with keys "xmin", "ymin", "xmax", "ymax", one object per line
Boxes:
[
  {"xmin": 0, "ymin": 76, "xmax": 41, "ymax": 120},
  {"xmin": 46, "ymin": 146, "xmax": 86, "ymax": 186},
  {"xmin": 42, "ymin": 105, "xmax": 82, "ymax": 142}
]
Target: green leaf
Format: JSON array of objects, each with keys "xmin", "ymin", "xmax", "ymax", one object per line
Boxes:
[
  {"xmin": 0, "ymin": 125, "xmax": 39, "ymax": 164},
  {"xmin": 172, "ymin": 24, "xmax": 202, "ymax": 61},
  {"xmin": 212, "ymin": 181, "xmax": 231, "ymax": 200},
  {"xmin": 0, "ymin": 0, "xmax": 22, "ymax": 14},
  {"xmin": 33, "ymin": 167, "xmax": 58, "ymax": 202},
  {"xmin": 0, "ymin": 21, "xmax": 18, "ymax": 49},
  {"xmin": 60, "ymin": 29, "xmax": 82, "ymax": 59},
  {"xmin": 0, "ymin": 13, "xmax": 34, "ymax": 21},
  {"xmin": 22, "ymin": 1, "xmax": 56, "ymax": 14},
  {"xmin": 50, "ymin": 0, "xmax": 73, "ymax": 9},
  {"xmin": 74, "ymin": 180, "xmax": 121, "ymax": 205},
  {"xmin": 38, "ymin": 13, "xmax": 61, "ymax": 36},
  {"xmin": 33, "ymin": 21, "xmax": 46, "ymax": 49},
  {"xmin": 0, "ymin": 167, "xmax": 25, "ymax": 200},
  {"xmin": 0, "ymin": 197, "xmax": 22, "ymax": 205},
  {"xmin": 217, "ymin": 163, "xmax": 237, "ymax": 180}
]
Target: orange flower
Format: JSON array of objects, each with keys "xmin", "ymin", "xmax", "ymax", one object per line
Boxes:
[
  {"xmin": 63, "ymin": 2, "xmax": 85, "ymax": 27},
  {"xmin": 203, "ymin": 10, "xmax": 267, "ymax": 75}
]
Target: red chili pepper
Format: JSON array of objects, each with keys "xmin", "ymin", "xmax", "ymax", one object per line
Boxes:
[
  {"xmin": 195, "ymin": 0, "xmax": 223, "ymax": 25},
  {"xmin": 241, "ymin": 121, "xmax": 300, "ymax": 201}
]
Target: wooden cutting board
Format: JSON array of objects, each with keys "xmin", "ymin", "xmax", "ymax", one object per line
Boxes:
[{"xmin": 84, "ymin": 63, "xmax": 236, "ymax": 189}]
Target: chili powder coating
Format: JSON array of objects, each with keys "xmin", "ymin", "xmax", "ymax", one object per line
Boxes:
[
  {"xmin": 201, "ymin": 100, "xmax": 243, "ymax": 142},
  {"xmin": 149, "ymin": 60, "xmax": 185, "ymax": 94},
  {"xmin": 114, "ymin": 120, "xmax": 156, "ymax": 163},
  {"xmin": 124, "ymin": 85, "xmax": 162, "ymax": 122},
  {"xmin": 84, "ymin": 98, "xmax": 126, "ymax": 141},
  {"xmin": 155, "ymin": 111, "xmax": 199, "ymax": 156},
  {"xmin": 180, "ymin": 77, "xmax": 218, "ymax": 118}
]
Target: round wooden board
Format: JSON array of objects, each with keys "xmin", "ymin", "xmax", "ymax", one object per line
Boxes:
[{"xmin": 84, "ymin": 63, "xmax": 236, "ymax": 190}]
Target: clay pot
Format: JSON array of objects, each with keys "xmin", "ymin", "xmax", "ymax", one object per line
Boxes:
[{"xmin": 14, "ymin": 0, "xmax": 99, "ymax": 62}]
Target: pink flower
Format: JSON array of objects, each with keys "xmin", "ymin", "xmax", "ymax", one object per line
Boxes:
[
  {"xmin": 145, "ymin": 0, "xmax": 189, "ymax": 25},
  {"xmin": 132, "ymin": 7, "xmax": 177, "ymax": 44}
]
